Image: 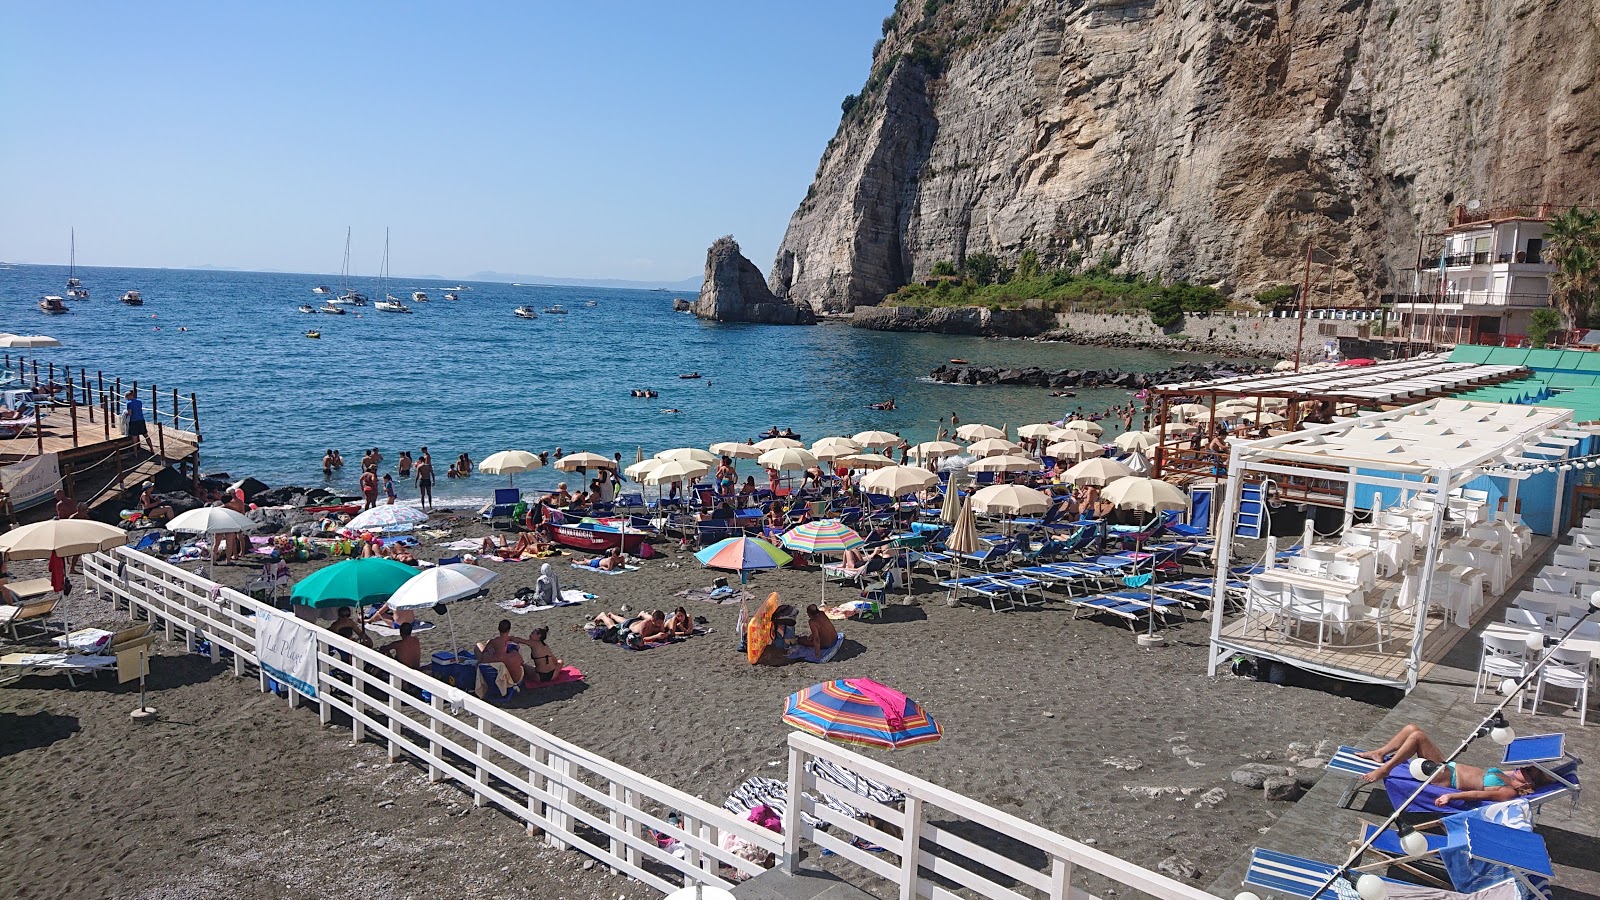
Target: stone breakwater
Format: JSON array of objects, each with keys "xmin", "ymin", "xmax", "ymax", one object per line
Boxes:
[
  {"xmin": 928, "ymin": 360, "xmax": 1266, "ymax": 390},
  {"xmin": 1033, "ymin": 327, "xmax": 1288, "ymax": 359}
]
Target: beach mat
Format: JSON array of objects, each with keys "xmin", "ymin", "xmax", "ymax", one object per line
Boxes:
[
  {"xmin": 364, "ymin": 620, "xmax": 436, "ymax": 638},
  {"xmin": 497, "ymin": 590, "xmax": 592, "ymax": 615},
  {"xmin": 436, "ymin": 538, "xmax": 483, "ymax": 551},
  {"xmin": 677, "ymin": 585, "xmax": 754, "ymax": 605},
  {"xmin": 522, "ymin": 665, "xmax": 584, "ymax": 689},
  {"xmin": 590, "ymin": 625, "xmax": 713, "ymax": 650},
  {"xmin": 571, "ymin": 562, "xmax": 641, "ymax": 575}
]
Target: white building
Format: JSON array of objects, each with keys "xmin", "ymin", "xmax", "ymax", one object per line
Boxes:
[{"xmin": 1391, "ymin": 205, "xmax": 1557, "ymax": 346}]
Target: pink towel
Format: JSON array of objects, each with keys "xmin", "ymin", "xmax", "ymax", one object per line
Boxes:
[{"xmin": 849, "ymin": 678, "xmax": 908, "ymax": 731}]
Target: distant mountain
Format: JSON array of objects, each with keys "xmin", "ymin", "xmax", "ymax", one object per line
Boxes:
[{"xmin": 467, "ymin": 271, "xmax": 701, "ymax": 291}]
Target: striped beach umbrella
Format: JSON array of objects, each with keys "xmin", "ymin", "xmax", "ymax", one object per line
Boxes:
[
  {"xmin": 782, "ymin": 678, "xmax": 942, "ymax": 749},
  {"xmin": 695, "ymin": 536, "xmax": 792, "ymax": 582},
  {"xmin": 779, "ymin": 520, "xmax": 865, "ymax": 555}
]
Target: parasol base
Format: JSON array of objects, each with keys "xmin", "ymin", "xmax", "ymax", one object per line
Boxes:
[
  {"xmin": 130, "ymin": 705, "xmax": 158, "ymax": 722},
  {"xmin": 1136, "ymin": 633, "xmax": 1166, "ymax": 648}
]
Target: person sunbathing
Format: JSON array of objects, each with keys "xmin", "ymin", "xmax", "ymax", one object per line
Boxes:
[
  {"xmin": 365, "ymin": 601, "xmax": 415, "ymax": 627},
  {"xmin": 663, "ymin": 607, "xmax": 693, "ymax": 638},
  {"xmin": 481, "ymin": 532, "xmax": 544, "ymax": 559},
  {"xmin": 1356, "ymin": 724, "xmax": 1551, "ymax": 805},
  {"xmin": 583, "ymin": 546, "xmax": 627, "ymax": 571},
  {"xmin": 632, "ymin": 610, "xmax": 670, "ymax": 642},
  {"xmin": 523, "ymin": 626, "xmax": 563, "ymax": 682},
  {"xmin": 379, "ymin": 621, "xmax": 422, "ymax": 668}
]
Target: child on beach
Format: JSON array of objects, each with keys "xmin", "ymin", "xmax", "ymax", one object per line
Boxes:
[{"xmin": 383, "ymin": 474, "xmax": 397, "ymax": 505}]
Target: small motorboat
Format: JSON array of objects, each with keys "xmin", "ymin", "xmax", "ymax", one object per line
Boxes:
[
  {"xmin": 514, "ymin": 306, "xmax": 539, "ymax": 319},
  {"xmin": 305, "ymin": 330, "xmax": 321, "ymax": 339},
  {"xmin": 443, "ymin": 292, "xmax": 459, "ymax": 301},
  {"xmin": 374, "ymin": 298, "xmax": 413, "ymax": 313},
  {"xmin": 67, "ymin": 287, "xmax": 89, "ymax": 300},
  {"xmin": 679, "ymin": 372, "xmax": 702, "ymax": 379},
  {"xmin": 584, "ymin": 300, "xmax": 598, "ymax": 307},
  {"xmin": 950, "ymin": 359, "xmax": 969, "ymax": 365},
  {"xmin": 543, "ymin": 304, "xmax": 569, "ymax": 314},
  {"xmin": 121, "ymin": 290, "xmax": 144, "ymax": 306},
  {"xmin": 298, "ymin": 304, "xmax": 317, "ymax": 314},
  {"xmin": 39, "ymin": 295, "xmax": 69, "ymax": 314},
  {"xmin": 331, "ymin": 291, "xmax": 367, "ymax": 306},
  {"xmin": 319, "ymin": 303, "xmax": 347, "ymax": 315},
  {"xmin": 411, "ymin": 291, "xmax": 429, "ymax": 302},
  {"xmin": 312, "ymin": 285, "xmax": 333, "ymax": 295},
  {"xmin": 551, "ymin": 520, "xmax": 649, "ymax": 553}
]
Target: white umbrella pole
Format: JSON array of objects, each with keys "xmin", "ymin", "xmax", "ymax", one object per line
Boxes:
[{"xmin": 448, "ymin": 607, "xmax": 461, "ymax": 660}]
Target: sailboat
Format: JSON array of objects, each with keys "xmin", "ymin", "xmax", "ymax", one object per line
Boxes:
[
  {"xmin": 66, "ymin": 228, "xmax": 89, "ymax": 299},
  {"xmin": 372, "ymin": 229, "xmax": 412, "ymax": 313},
  {"xmin": 332, "ymin": 227, "xmax": 367, "ymax": 305}
]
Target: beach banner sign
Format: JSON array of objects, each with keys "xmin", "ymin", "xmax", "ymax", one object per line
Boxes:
[
  {"xmin": 256, "ymin": 609, "xmax": 318, "ymax": 698},
  {"xmin": 0, "ymin": 452, "xmax": 59, "ymax": 512}
]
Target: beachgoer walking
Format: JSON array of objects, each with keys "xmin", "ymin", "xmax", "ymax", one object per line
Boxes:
[
  {"xmin": 122, "ymin": 389, "xmax": 153, "ymax": 451},
  {"xmin": 360, "ymin": 465, "xmax": 379, "ymax": 510},
  {"xmin": 383, "ymin": 473, "xmax": 397, "ymax": 505},
  {"xmin": 415, "ymin": 455, "xmax": 434, "ymax": 510}
]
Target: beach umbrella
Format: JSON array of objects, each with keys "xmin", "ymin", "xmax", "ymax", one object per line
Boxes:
[
  {"xmin": 1242, "ymin": 411, "xmax": 1287, "ymax": 426},
  {"xmin": 709, "ymin": 442, "xmax": 760, "ymax": 459},
  {"xmin": 860, "ymin": 465, "xmax": 937, "ymax": 497},
  {"xmin": 1168, "ymin": 403, "xmax": 1210, "ymax": 420},
  {"xmin": 955, "ymin": 423, "xmax": 1005, "ymax": 441},
  {"xmin": 908, "ymin": 440, "xmax": 962, "ymax": 460},
  {"xmin": 695, "ymin": 536, "xmax": 792, "ymax": 583},
  {"xmin": 167, "ymin": 506, "xmax": 257, "ymax": 536},
  {"xmin": 1124, "ymin": 450, "xmax": 1152, "ymax": 476},
  {"xmin": 1164, "ymin": 421, "xmax": 1197, "ymax": 436},
  {"xmin": 1044, "ymin": 439, "xmax": 1104, "ymax": 462},
  {"xmin": 290, "ymin": 557, "xmax": 417, "ymax": 609},
  {"xmin": 752, "ymin": 436, "xmax": 803, "ymax": 452},
  {"xmin": 386, "ymin": 562, "xmax": 500, "ymax": 655},
  {"xmin": 1061, "ymin": 419, "xmax": 1104, "ymax": 437},
  {"xmin": 810, "ymin": 436, "xmax": 861, "ymax": 460},
  {"xmin": 1101, "ymin": 476, "xmax": 1187, "ymax": 514},
  {"xmin": 971, "ymin": 483, "xmax": 1051, "ymax": 516},
  {"xmin": 1063, "ymin": 456, "xmax": 1131, "ymax": 487},
  {"xmin": 851, "ymin": 430, "xmax": 905, "ymax": 450},
  {"xmin": 757, "ymin": 447, "xmax": 818, "ymax": 472},
  {"xmin": 0, "ymin": 519, "xmax": 127, "ymax": 560},
  {"xmin": 1113, "ymin": 431, "xmax": 1160, "ymax": 452},
  {"xmin": 0, "ymin": 334, "xmax": 62, "ymax": 349},
  {"xmin": 744, "ymin": 592, "xmax": 781, "ymax": 664},
  {"xmin": 624, "ymin": 457, "xmax": 663, "ymax": 480},
  {"xmin": 657, "ymin": 447, "xmax": 717, "ymax": 465},
  {"xmin": 939, "ymin": 477, "xmax": 963, "ymax": 525},
  {"xmin": 943, "ymin": 495, "xmax": 980, "ymax": 590},
  {"xmin": 782, "ymin": 678, "xmax": 942, "ymax": 749},
  {"xmin": 478, "ymin": 450, "xmax": 543, "ymax": 485},
  {"xmin": 642, "ymin": 458, "xmax": 710, "ymax": 484},
  {"xmin": 1016, "ymin": 423, "xmax": 1059, "ymax": 440},
  {"xmin": 966, "ymin": 438, "xmax": 1023, "ymax": 458},
  {"xmin": 1216, "ymin": 399, "xmax": 1257, "ymax": 414},
  {"xmin": 966, "ymin": 454, "xmax": 1041, "ymax": 474},
  {"xmin": 840, "ymin": 452, "xmax": 898, "ymax": 470},
  {"xmin": 342, "ymin": 505, "xmax": 428, "ymax": 534},
  {"xmin": 781, "ymin": 520, "xmax": 865, "ymax": 605},
  {"xmin": 554, "ymin": 451, "xmax": 615, "ymax": 472}
]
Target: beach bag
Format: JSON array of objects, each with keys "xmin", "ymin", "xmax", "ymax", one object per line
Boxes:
[{"xmin": 637, "ymin": 541, "xmax": 657, "ymax": 559}]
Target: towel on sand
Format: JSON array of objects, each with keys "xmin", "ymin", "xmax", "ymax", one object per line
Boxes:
[
  {"xmin": 497, "ymin": 589, "xmax": 592, "ymax": 615},
  {"xmin": 571, "ymin": 562, "xmax": 640, "ymax": 575},
  {"xmin": 522, "ymin": 665, "xmax": 584, "ymax": 689},
  {"xmin": 677, "ymin": 585, "xmax": 754, "ymax": 605}
]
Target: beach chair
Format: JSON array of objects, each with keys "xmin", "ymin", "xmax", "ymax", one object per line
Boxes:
[
  {"xmin": 0, "ymin": 591, "xmax": 60, "ymax": 640},
  {"xmin": 940, "ymin": 575, "xmax": 1032, "ymax": 612},
  {"xmin": 483, "ymin": 487, "xmax": 520, "ymax": 528},
  {"xmin": 1242, "ymin": 847, "xmax": 1405, "ymax": 900},
  {"xmin": 1353, "ymin": 814, "xmax": 1552, "ymax": 900},
  {"xmin": 823, "ymin": 552, "xmax": 892, "ymax": 587},
  {"xmin": 1499, "ymin": 734, "xmax": 1582, "ymax": 813},
  {"xmin": 956, "ymin": 538, "xmax": 1016, "ymax": 571}
]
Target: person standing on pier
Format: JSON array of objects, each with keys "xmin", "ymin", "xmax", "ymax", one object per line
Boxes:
[{"xmin": 122, "ymin": 389, "xmax": 153, "ymax": 452}]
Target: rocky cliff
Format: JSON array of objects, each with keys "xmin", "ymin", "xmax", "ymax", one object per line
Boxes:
[
  {"xmin": 770, "ymin": 0, "xmax": 1600, "ymax": 313},
  {"xmin": 851, "ymin": 302, "xmax": 1056, "ymax": 335},
  {"xmin": 695, "ymin": 236, "xmax": 817, "ymax": 325}
]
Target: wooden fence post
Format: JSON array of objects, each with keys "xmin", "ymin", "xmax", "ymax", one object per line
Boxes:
[
  {"xmin": 68, "ymin": 389, "xmax": 79, "ymax": 448},
  {"xmin": 190, "ymin": 393, "xmax": 200, "ymax": 437},
  {"xmin": 82, "ymin": 372, "xmax": 93, "ymax": 423},
  {"xmin": 153, "ymin": 384, "xmax": 164, "ymax": 457}
]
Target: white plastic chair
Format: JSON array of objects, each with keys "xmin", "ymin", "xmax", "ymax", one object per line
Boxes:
[
  {"xmin": 1283, "ymin": 585, "xmax": 1328, "ymax": 648},
  {"xmin": 1288, "ymin": 556, "xmax": 1325, "ymax": 576},
  {"xmin": 1552, "ymin": 550, "xmax": 1591, "ymax": 571},
  {"xmin": 1512, "ymin": 596, "xmax": 1559, "ymax": 626},
  {"xmin": 1326, "ymin": 559, "xmax": 1363, "ymax": 584},
  {"xmin": 1556, "ymin": 615, "xmax": 1600, "ymax": 640},
  {"xmin": 1474, "ymin": 633, "xmax": 1529, "ymax": 708},
  {"xmin": 1532, "ymin": 647, "xmax": 1592, "ymax": 727},
  {"xmin": 1534, "ymin": 575, "xmax": 1576, "ymax": 596},
  {"xmin": 1504, "ymin": 607, "xmax": 1551, "ymax": 632},
  {"xmin": 1249, "ymin": 576, "xmax": 1286, "ymax": 630}
]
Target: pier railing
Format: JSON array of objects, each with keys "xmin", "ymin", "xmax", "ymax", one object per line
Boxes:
[
  {"xmin": 1, "ymin": 354, "xmax": 201, "ymax": 463},
  {"xmin": 81, "ymin": 547, "xmax": 780, "ymax": 893}
]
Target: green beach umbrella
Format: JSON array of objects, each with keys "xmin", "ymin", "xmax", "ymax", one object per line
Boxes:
[{"xmin": 290, "ymin": 557, "xmax": 418, "ymax": 609}]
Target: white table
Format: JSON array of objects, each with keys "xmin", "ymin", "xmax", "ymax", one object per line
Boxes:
[
  {"xmin": 1445, "ymin": 538, "xmax": 1509, "ymax": 595},
  {"xmin": 1306, "ymin": 544, "xmax": 1378, "ymax": 585},
  {"xmin": 1428, "ymin": 563, "xmax": 1485, "ymax": 627},
  {"xmin": 1348, "ymin": 526, "xmax": 1415, "ymax": 574},
  {"xmin": 1483, "ymin": 622, "xmax": 1600, "ymax": 658}
]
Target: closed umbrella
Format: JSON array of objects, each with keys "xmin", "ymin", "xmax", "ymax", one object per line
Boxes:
[
  {"xmin": 955, "ymin": 423, "xmax": 1005, "ymax": 441},
  {"xmin": 709, "ymin": 442, "xmax": 760, "ymax": 459},
  {"xmin": 342, "ymin": 505, "xmax": 428, "ymax": 533},
  {"xmin": 1113, "ymin": 431, "xmax": 1160, "ymax": 452},
  {"xmin": 781, "ymin": 519, "xmax": 865, "ymax": 604},
  {"xmin": 757, "ymin": 447, "xmax": 818, "ymax": 472},
  {"xmin": 478, "ymin": 450, "xmax": 543, "ymax": 485},
  {"xmin": 657, "ymin": 447, "xmax": 717, "ymax": 465},
  {"xmin": 1061, "ymin": 419, "xmax": 1104, "ymax": 437},
  {"xmin": 782, "ymin": 678, "xmax": 942, "ymax": 749},
  {"xmin": 860, "ymin": 465, "xmax": 937, "ymax": 496},
  {"xmin": 966, "ymin": 454, "xmax": 1041, "ymax": 474},
  {"xmin": 851, "ymin": 430, "xmax": 905, "ymax": 450},
  {"xmin": 970, "ymin": 483, "xmax": 1051, "ymax": 516},
  {"xmin": 939, "ymin": 476, "xmax": 963, "ymax": 525},
  {"xmin": 840, "ymin": 452, "xmax": 898, "ymax": 470},
  {"xmin": 0, "ymin": 519, "xmax": 127, "ymax": 559},
  {"xmin": 943, "ymin": 495, "xmax": 981, "ymax": 597},
  {"xmin": 1044, "ymin": 439, "xmax": 1104, "ymax": 462},
  {"xmin": 752, "ymin": 437, "xmax": 803, "ymax": 452},
  {"xmin": 966, "ymin": 438, "xmax": 1023, "ymax": 458},
  {"xmin": 1063, "ymin": 457, "xmax": 1131, "ymax": 487},
  {"xmin": 554, "ymin": 451, "xmax": 615, "ymax": 472}
]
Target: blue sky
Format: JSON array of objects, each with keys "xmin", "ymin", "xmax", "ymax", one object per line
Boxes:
[{"xmin": 0, "ymin": 1, "xmax": 891, "ymax": 282}]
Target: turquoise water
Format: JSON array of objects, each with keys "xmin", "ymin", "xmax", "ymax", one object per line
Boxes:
[{"xmin": 1, "ymin": 265, "xmax": 1212, "ymax": 502}]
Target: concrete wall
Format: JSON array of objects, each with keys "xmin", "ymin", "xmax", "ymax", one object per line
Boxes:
[{"xmin": 1053, "ymin": 311, "xmax": 1374, "ymax": 358}]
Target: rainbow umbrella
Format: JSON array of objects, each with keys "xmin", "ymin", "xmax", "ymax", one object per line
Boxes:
[
  {"xmin": 695, "ymin": 536, "xmax": 792, "ymax": 583},
  {"xmin": 780, "ymin": 519, "xmax": 866, "ymax": 604},
  {"xmin": 782, "ymin": 678, "xmax": 942, "ymax": 749}
]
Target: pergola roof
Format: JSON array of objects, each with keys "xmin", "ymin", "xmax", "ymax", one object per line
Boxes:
[{"xmin": 1156, "ymin": 356, "xmax": 1528, "ymax": 406}]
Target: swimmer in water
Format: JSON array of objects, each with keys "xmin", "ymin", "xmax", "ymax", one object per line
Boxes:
[{"xmin": 662, "ymin": 408, "xmax": 682, "ymax": 414}]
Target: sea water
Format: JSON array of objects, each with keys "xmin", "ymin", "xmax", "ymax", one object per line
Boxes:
[{"xmin": 1, "ymin": 265, "xmax": 1215, "ymax": 503}]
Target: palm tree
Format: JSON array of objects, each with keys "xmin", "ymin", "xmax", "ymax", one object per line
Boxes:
[{"xmin": 1544, "ymin": 206, "xmax": 1600, "ymax": 329}]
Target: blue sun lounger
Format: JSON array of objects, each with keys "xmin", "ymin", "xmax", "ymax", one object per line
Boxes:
[
  {"xmin": 1244, "ymin": 847, "xmax": 1406, "ymax": 900},
  {"xmin": 939, "ymin": 576, "xmax": 1025, "ymax": 612}
]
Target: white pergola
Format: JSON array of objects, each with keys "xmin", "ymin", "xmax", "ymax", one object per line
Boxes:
[
  {"xmin": 1206, "ymin": 398, "xmax": 1589, "ymax": 689},
  {"xmin": 1159, "ymin": 356, "xmax": 1530, "ymax": 407}
]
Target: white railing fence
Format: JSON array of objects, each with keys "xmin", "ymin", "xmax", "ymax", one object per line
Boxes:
[
  {"xmin": 82, "ymin": 547, "xmax": 780, "ymax": 894},
  {"xmin": 785, "ymin": 732, "xmax": 1222, "ymax": 900}
]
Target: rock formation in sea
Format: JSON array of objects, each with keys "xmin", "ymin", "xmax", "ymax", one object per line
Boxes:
[
  {"xmin": 694, "ymin": 236, "xmax": 817, "ymax": 325},
  {"xmin": 768, "ymin": 0, "xmax": 1600, "ymax": 313}
]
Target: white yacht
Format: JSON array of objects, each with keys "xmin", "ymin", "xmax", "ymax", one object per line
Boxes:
[
  {"xmin": 514, "ymin": 306, "xmax": 538, "ymax": 319},
  {"xmin": 411, "ymin": 291, "xmax": 429, "ymax": 303}
]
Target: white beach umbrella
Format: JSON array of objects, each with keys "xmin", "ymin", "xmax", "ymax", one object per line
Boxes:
[
  {"xmin": 554, "ymin": 451, "xmax": 615, "ymax": 472},
  {"xmin": 643, "ymin": 459, "xmax": 711, "ymax": 484},
  {"xmin": 0, "ymin": 334, "xmax": 62, "ymax": 349},
  {"xmin": 478, "ymin": 450, "xmax": 543, "ymax": 485},
  {"xmin": 657, "ymin": 447, "xmax": 717, "ymax": 465},
  {"xmin": 851, "ymin": 430, "xmax": 906, "ymax": 450},
  {"xmin": 1101, "ymin": 476, "xmax": 1187, "ymax": 513},
  {"xmin": 860, "ymin": 465, "xmax": 937, "ymax": 496},
  {"xmin": 757, "ymin": 447, "xmax": 818, "ymax": 472},
  {"xmin": 624, "ymin": 457, "xmax": 664, "ymax": 480},
  {"xmin": 966, "ymin": 438, "xmax": 1024, "ymax": 458},
  {"xmin": 1168, "ymin": 403, "xmax": 1210, "ymax": 420},
  {"xmin": 1216, "ymin": 399, "xmax": 1258, "ymax": 414},
  {"xmin": 752, "ymin": 437, "xmax": 803, "ymax": 452},
  {"xmin": 1063, "ymin": 457, "xmax": 1131, "ymax": 487},
  {"xmin": 1124, "ymin": 450, "xmax": 1152, "ymax": 476},
  {"xmin": 342, "ymin": 505, "xmax": 429, "ymax": 533},
  {"xmin": 1163, "ymin": 421, "xmax": 1198, "ymax": 436},
  {"xmin": 810, "ymin": 437, "xmax": 862, "ymax": 460},
  {"xmin": 1016, "ymin": 423, "xmax": 1060, "ymax": 440},
  {"xmin": 1044, "ymin": 439, "xmax": 1104, "ymax": 462},
  {"xmin": 1242, "ymin": 411, "xmax": 1287, "ymax": 426},
  {"xmin": 908, "ymin": 440, "xmax": 963, "ymax": 460},
  {"xmin": 709, "ymin": 442, "xmax": 761, "ymax": 459},
  {"xmin": 966, "ymin": 454, "xmax": 1042, "ymax": 474},
  {"xmin": 1061, "ymin": 419, "xmax": 1105, "ymax": 437},
  {"xmin": 1113, "ymin": 431, "xmax": 1161, "ymax": 452},
  {"xmin": 956, "ymin": 423, "xmax": 1006, "ymax": 441},
  {"xmin": 839, "ymin": 452, "xmax": 899, "ymax": 470},
  {"xmin": 167, "ymin": 507, "xmax": 258, "ymax": 535},
  {"xmin": 970, "ymin": 483, "xmax": 1052, "ymax": 516},
  {"xmin": 0, "ymin": 519, "xmax": 127, "ymax": 560},
  {"xmin": 387, "ymin": 563, "xmax": 499, "ymax": 611}
]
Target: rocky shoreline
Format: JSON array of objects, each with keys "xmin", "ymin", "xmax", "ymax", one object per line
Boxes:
[
  {"xmin": 928, "ymin": 359, "xmax": 1267, "ymax": 389},
  {"xmin": 1031, "ymin": 327, "xmax": 1283, "ymax": 359}
]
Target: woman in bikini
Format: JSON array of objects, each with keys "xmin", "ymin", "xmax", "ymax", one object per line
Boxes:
[
  {"xmin": 1357, "ymin": 723, "xmax": 1550, "ymax": 805},
  {"xmin": 522, "ymin": 626, "xmax": 563, "ymax": 682}
]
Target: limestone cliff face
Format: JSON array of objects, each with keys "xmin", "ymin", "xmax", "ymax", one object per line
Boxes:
[
  {"xmin": 695, "ymin": 236, "xmax": 817, "ymax": 325},
  {"xmin": 770, "ymin": 0, "xmax": 1600, "ymax": 313}
]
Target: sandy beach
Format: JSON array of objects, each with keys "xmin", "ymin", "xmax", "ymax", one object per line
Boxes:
[{"xmin": 0, "ymin": 506, "xmax": 1393, "ymax": 900}]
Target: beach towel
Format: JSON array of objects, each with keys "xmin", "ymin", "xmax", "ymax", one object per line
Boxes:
[
  {"xmin": 497, "ymin": 589, "xmax": 592, "ymax": 615},
  {"xmin": 786, "ymin": 631, "xmax": 845, "ymax": 663},
  {"xmin": 822, "ymin": 600, "xmax": 878, "ymax": 620},
  {"xmin": 364, "ymin": 619, "xmax": 436, "ymax": 638},
  {"xmin": 571, "ymin": 562, "xmax": 640, "ymax": 575},
  {"xmin": 437, "ymin": 538, "xmax": 483, "ymax": 551},
  {"xmin": 676, "ymin": 585, "xmax": 754, "ymax": 605},
  {"xmin": 522, "ymin": 664, "xmax": 584, "ymax": 689},
  {"xmin": 475, "ymin": 662, "xmax": 518, "ymax": 701}
]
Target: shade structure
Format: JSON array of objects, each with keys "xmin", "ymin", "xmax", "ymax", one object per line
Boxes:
[
  {"xmin": 752, "ymin": 436, "xmax": 803, "ymax": 452},
  {"xmin": 810, "ymin": 437, "xmax": 862, "ymax": 460},
  {"xmin": 290, "ymin": 557, "xmax": 418, "ymax": 609},
  {"xmin": 343, "ymin": 505, "xmax": 429, "ymax": 533},
  {"xmin": 970, "ymin": 483, "xmax": 1051, "ymax": 515},
  {"xmin": 554, "ymin": 452, "xmax": 616, "ymax": 471},
  {"xmin": 1044, "ymin": 439, "xmax": 1104, "ymax": 461},
  {"xmin": 1060, "ymin": 419, "xmax": 1104, "ymax": 437},
  {"xmin": 386, "ymin": 563, "xmax": 499, "ymax": 611},
  {"xmin": 642, "ymin": 459, "xmax": 710, "ymax": 484},
  {"xmin": 709, "ymin": 442, "xmax": 761, "ymax": 459},
  {"xmin": 780, "ymin": 520, "xmax": 865, "ymax": 555},
  {"xmin": 1113, "ymin": 431, "xmax": 1160, "ymax": 452},
  {"xmin": 782, "ymin": 678, "xmax": 942, "ymax": 750},
  {"xmin": 965, "ymin": 438, "xmax": 1024, "ymax": 458},
  {"xmin": 840, "ymin": 452, "xmax": 898, "ymax": 470},
  {"xmin": 955, "ymin": 423, "xmax": 1006, "ymax": 441},
  {"xmin": 947, "ymin": 496, "xmax": 980, "ymax": 555},
  {"xmin": 758, "ymin": 447, "xmax": 818, "ymax": 472},
  {"xmin": 851, "ymin": 430, "xmax": 905, "ymax": 449},
  {"xmin": 0, "ymin": 334, "xmax": 62, "ymax": 349},
  {"xmin": 624, "ymin": 457, "xmax": 664, "ymax": 479},
  {"xmin": 1101, "ymin": 476, "xmax": 1187, "ymax": 513},
  {"xmin": 478, "ymin": 450, "xmax": 543, "ymax": 479},
  {"xmin": 695, "ymin": 537, "xmax": 792, "ymax": 573},
  {"xmin": 166, "ymin": 507, "xmax": 258, "ymax": 535},
  {"xmin": 657, "ymin": 447, "xmax": 717, "ymax": 465},
  {"xmin": 966, "ymin": 453, "xmax": 1041, "ymax": 474},
  {"xmin": 0, "ymin": 519, "xmax": 127, "ymax": 560},
  {"xmin": 1062, "ymin": 456, "xmax": 1131, "ymax": 487},
  {"xmin": 908, "ymin": 440, "xmax": 962, "ymax": 460},
  {"xmin": 860, "ymin": 465, "xmax": 937, "ymax": 496},
  {"xmin": 1016, "ymin": 423, "xmax": 1060, "ymax": 439}
]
